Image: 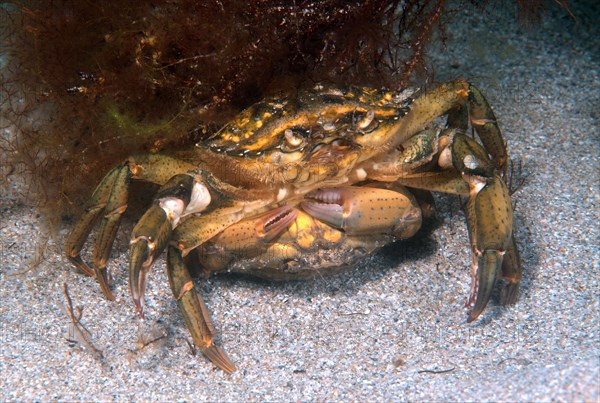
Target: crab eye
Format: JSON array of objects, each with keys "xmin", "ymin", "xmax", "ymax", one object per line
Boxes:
[
  {"xmin": 285, "ymin": 129, "xmax": 302, "ymax": 146},
  {"xmin": 281, "ymin": 128, "xmax": 305, "ymax": 152},
  {"xmin": 355, "ymin": 110, "xmax": 378, "ymax": 132}
]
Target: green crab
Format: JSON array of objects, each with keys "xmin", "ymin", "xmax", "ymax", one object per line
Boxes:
[{"xmin": 65, "ymin": 80, "xmax": 522, "ymax": 373}]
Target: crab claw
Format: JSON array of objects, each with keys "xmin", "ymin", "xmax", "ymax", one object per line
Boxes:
[
  {"xmin": 464, "ymin": 175, "xmax": 513, "ymax": 323},
  {"xmin": 199, "ymin": 205, "xmax": 299, "ymax": 272},
  {"xmin": 222, "ymin": 204, "xmax": 299, "ymax": 247},
  {"xmin": 301, "ymin": 186, "xmax": 421, "ymax": 239}
]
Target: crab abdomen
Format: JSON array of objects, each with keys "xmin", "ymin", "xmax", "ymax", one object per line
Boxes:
[{"xmin": 196, "ymin": 209, "xmax": 392, "ymax": 280}]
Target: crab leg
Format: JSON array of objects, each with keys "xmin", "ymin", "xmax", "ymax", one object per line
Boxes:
[
  {"xmin": 65, "ymin": 154, "xmax": 198, "ymax": 300},
  {"xmin": 464, "ymin": 175, "xmax": 512, "ymax": 322},
  {"xmin": 371, "ymin": 82, "xmax": 518, "ymax": 321},
  {"xmin": 130, "ymin": 168, "xmax": 280, "ymax": 315},
  {"xmin": 301, "ymin": 185, "xmax": 422, "ymax": 239},
  {"xmin": 171, "ymin": 198, "xmax": 279, "ymax": 258},
  {"xmin": 166, "ymin": 245, "xmax": 236, "ymax": 373},
  {"xmin": 451, "ymin": 134, "xmax": 514, "ymax": 322},
  {"xmin": 163, "ymin": 205, "xmax": 299, "ymax": 372},
  {"xmin": 65, "ymin": 163, "xmax": 131, "ymax": 300},
  {"xmin": 373, "ymin": 124, "xmax": 517, "ymax": 321},
  {"xmin": 129, "ymin": 173, "xmax": 212, "ymax": 316},
  {"xmin": 467, "ymin": 84, "xmax": 508, "ymax": 173},
  {"xmin": 384, "ymin": 80, "xmax": 507, "ymax": 172}
]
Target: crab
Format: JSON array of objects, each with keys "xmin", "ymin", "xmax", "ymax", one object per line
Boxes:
[{"xmin": 65, "ymin": 80, "xmax": 522, "ymax": 373}]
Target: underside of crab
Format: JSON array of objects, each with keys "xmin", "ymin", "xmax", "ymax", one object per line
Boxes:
[{"xmin": 65, "ymin": 80, "xmax": 521, "ymax": 373}]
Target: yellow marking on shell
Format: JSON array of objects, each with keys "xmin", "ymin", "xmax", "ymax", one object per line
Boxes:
[
  {"xmin": 236, "ymin": 114, "xmax": 313, "ymax": 152},
  {"xmin": 313, "ymin": 103, "xmax": 400, "ymax": 127},
  {"xmin": 241, "ymin": 132, "xmax": 273, "ymax": 151},
  {"xmin": 213, "ymin": 90, "xmax": 405, "ymax": 157},
  {"xmin": 236, "ymin": 111, "xmax": 251, "ymax": 126}
]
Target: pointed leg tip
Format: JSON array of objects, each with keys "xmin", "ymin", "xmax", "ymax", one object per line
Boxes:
[
  {"xmin": 203, "ymin": 345, "xmax": 236, "ymax": 374},
  {"xmin": 67, "ymin": 255, "xmax": 95, "ymax": 277},
  {"xmin": 132, "ymin": 293, "xmax": 146, "ymax": 318},
  {"xmin": 466, "ymin": 310, "xmax": 480, "ymax": 323},
  {"xmin": 465, "ymin": 285, "xmax": 490, "ymax": 324},
  {"xmin": 130, "ymin": 241, "xmax": 151, "ymax": 320},
  {"xmin": 95, "ymin": 267, "xmax": 115, "ymax": 301}
]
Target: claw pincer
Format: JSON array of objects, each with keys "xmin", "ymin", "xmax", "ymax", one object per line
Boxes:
[{"xmin": 301, "ymin": 186, "xmax": 422, "ymax": 239}]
